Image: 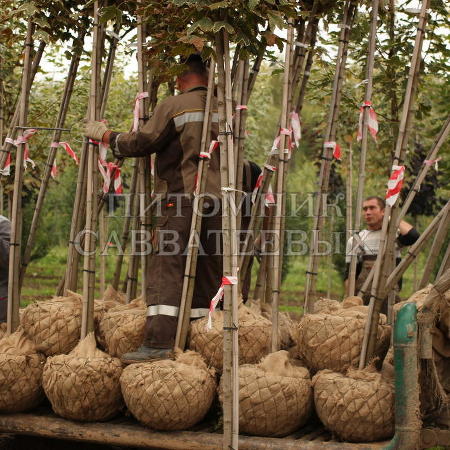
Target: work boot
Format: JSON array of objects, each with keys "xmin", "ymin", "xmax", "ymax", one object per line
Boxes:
[{"xmin": 121, "ymin": 346, "xmax": 173, "ymax": 365}]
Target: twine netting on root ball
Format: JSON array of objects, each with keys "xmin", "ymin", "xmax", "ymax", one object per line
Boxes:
[
  {"xmin": 43, "ymin": 333, "xmax": 123, "ymax": 422},
  {"xmin": 247, "ymin": 299, "xmax": 295, "ymax": 348},
  {"xmin": 189, "ymin": 303, "xmax": 271, "ymax": 371},
  {"xmin": 120, "ymin": 350, "xmax": 216, "ymax": 431},
  {"xmin": 295, "ymin": 297, "xmax": 391, "ymax": 373},
  {"xmin": 219, "ymin": 350, "xmax": 312, "ymax": 437},
  {"xmin": 0, "ymin": 330, "xmax": 45, "ymax": 413},
  {"xmin": 21, "ymin": 291, "xmax": 83, "ymax": 356},
  {"xmin": 312, "ymin": 366, "xmax": 395, "ymax": 442},
  {"xmin": 94, "ymin": 286, "xmax": 129, "ymax": 350},
  {"xmin": 97, "ymin": 298, "xmax": 146, "ymax": 357}
]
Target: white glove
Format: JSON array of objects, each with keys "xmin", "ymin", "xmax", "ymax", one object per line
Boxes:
[{"xmin": 84, "ymin": 120, "xmax": 108, "ymax": 142}]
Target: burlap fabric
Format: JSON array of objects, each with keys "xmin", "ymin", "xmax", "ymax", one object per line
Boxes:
[
  {"xmin": 97, "ymin": 298, "xmax": 146, "ymax": 357},
  {"xmin": 0, "ymin": 323, "xmax": 6, "ymax": 340},
  {"xmin": 0, "ymin": 330, "xmax": 45, "ymax": 412},
  {"xmin": 120, "ymin": 351, "xmax": 216, "ymax": 430},
  {"xmin": 312, "ymin": 367, "xmax": 394, "ymax": 442},
  {"xmin": 21, "ymin": 291, "xmax": 83, "ymax": 356},
  {"xmin": 93, "ymin": 287, "xmax": 127, "ymax": 350},
  {"xmin": 189, "ymin": 303, "xmax": 271, "ymax": 371},
  {"xmin": 295, "ymin": 303, "xmax": 390, "ymax": 373},
  {"xmin": 43, "ymin": 333, "xmax": 123, "ymax": 421},
  {"xmin": 247, "ymin": 300, "xmax": 295, "ymax": 349},
  {"xmin": 220, "ymin": 351, "xmax": 312, "ymax": 437},
  {"xmin": 312, "ymin": 298, "xmax": 341, "ymax": 314}
]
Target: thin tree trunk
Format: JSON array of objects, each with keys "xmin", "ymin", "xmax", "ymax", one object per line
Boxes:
[
  {"xmin": 271, "ymin": 24, "xmax": 294, "ymax": 352},
  {"xmin": 175, "ymin": 59, "xmax": 216, "ymax": 351},
  {"xmin": 112, "ymin": 161, "xmax": 139, "ymax": 290},
  {"xmin": 0, "ymin": 41, "xmax": 46, "ymax": 171},
  {"xmin": 6, "ymin": 22, "xmax": 34, "ymax": 334},
  {"xmin": 19, "ymin": 35, "xmax": 85, "ymax": 289},
  {"xmin": 399, "ymin": 115, "xmax": 450, "ymax": 220},
  {"xmin": 81, "ymin": 1, "xmax": 102, "ymax": 338},
  {"xmin": 346, "ymin": 0, "xmax": 379, "ymax": 296},
  {"xmin": 304, "ymin": 0, "xmax": 356, "ymax": 312},
  {"xmin": 384, "ymin": 201, "xmax": 449, "ymax": 294},
  {"xmin": 216, "ymin": 29, "xmax": 239, "ymax": 449},
  {"xmin": 436, "ymin": 244, "xmax": 450, "ymax": 280},
  {"xmin": 99, "ymin": 207, "xmax": 107, "ymax": 296},
  {"xmin": 346, "ymin": 142, "xmax": 353, "ymax": 243},
  {"xmin": 360, "ymin": 0, "xmax": 430, "ymax": 367},
  {"xmin": 418, "ymin": 208, "xmax": 450, "ymax": 289},
  {"xmin": 63, "ymin": 25, "xmax": 116, "ymax": 294}
]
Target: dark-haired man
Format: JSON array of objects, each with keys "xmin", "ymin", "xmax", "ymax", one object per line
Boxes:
[
  {"xmin": 344, "ymin": 196, "xmax": 419, "ymax": 302},
  {"xmin": 84, "ymin": 55, "xmax": 223, "ymax": 363}
]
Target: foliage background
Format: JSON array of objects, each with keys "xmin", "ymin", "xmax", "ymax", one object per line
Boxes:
[{"xmin": 0, "ymin": 0, "xmax": 448, "ymax": 308}]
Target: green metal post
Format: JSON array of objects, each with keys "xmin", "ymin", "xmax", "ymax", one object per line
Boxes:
[{"xmin": 384, "ymin": 303, "xmax": 421, "ymax": 450}]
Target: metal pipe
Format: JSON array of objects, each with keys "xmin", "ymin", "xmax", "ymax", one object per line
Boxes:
[{"xmin": 383, "ymin": 302, "xmax": 421, "ymax": 450}]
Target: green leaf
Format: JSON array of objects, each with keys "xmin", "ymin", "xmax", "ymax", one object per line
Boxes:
[
  {"xmin": 189, "ymin": 17, "xmax": 214, "ymax": 32},
  {"xmin": 208, "ymin": 1, "xmax": 231, "ymax": 9},
  {"xmin": 99, "ymin": 6, "xmax": 122, "ymax": 25},
  {"xmin": 212, "ymin": 21, "xmax": 235, "ymax": 34},
  {"xmin": 248, "ymin": 0, "xmax": 261, "ymax": 8}
]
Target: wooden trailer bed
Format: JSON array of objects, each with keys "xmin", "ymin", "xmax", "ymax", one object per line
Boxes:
[
  {"xmin": 0, "ymin": 407, "xmax": 390, "ymax": 450},
  {"xmin": 0, "ymin": 408, "xmax": 448, "ymax": 448}
]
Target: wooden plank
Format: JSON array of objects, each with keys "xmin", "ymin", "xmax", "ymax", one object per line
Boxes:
[{"xmin": 0, "ymin": 412, "xmax": 392, "ymax": 449}]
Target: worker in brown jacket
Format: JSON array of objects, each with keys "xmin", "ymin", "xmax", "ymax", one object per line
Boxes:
[{"xmin": 84, "ymin": 55, "xmax": 223, "ymax": 363}]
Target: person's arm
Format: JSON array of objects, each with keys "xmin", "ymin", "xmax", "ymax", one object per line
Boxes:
[
  {"xmin": 0, "ymin": 218, "xmax": 10, "ymax": 268},
  {"xmin": 397, "ymin": 220, "xmax": 420, "ymax": 246},
  {"xmin": 85, "ymin": 99, "xmax": 176, "ymax": 158}
]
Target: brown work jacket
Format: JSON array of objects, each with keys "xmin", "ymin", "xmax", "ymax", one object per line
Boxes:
[{"xmin": 109, "ymin": 85, "xmax": 220, "ymax": 198}]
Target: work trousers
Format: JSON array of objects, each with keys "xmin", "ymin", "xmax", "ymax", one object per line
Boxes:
[{"xmin": 145, "ymin": 197, "xmax": 222, "ymax": 348}]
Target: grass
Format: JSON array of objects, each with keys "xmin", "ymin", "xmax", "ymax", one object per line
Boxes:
[{"xmin": 22, "ymin": 235, "xmax": 435, "ymax": 313}]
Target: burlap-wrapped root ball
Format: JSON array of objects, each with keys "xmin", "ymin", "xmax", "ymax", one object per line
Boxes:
[
  {"xmin": 98, "ymin": 299, "xmax": 146, "ymax": 357},
  {"xmin": 21, "ymin": 291, "xmax": 83, "ymax": 356},
  {"xmin": 0, "ymin": 323, "xmax": 6, "ymax": 340},
  {"xmin": 312, "ymin": 366, "xmax": 394, "ymax": 442},
  {"xmin": 0, "ymin": 330, "xmax": 45, "ymax": 412},
  {"xmin": 190, "ymin": 303, "xmax": 271, "ymax": 371},
  {"xmin": 93, "ymin": 286, "xmax": 127, "ymax": 350},
  {"xmin": 121, "ymin": 351, "xmax": 216, "ymax": 430},
  {"xmin": 43, "ymin": 333, "xmax": 123, "ymax": 421},
  {"xmin": 248, "ymin": 300, "xmax": 295, "ymax": 349},
  {"xmin": 220, "ymin": 351, "xmax": 312, "ymax": 437},
  {"xmin": 295, "ymin": 302, "xmax": 390, "ymax": 373}
]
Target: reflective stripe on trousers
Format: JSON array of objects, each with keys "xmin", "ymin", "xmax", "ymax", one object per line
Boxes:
[{"xmin": 146, "ymin": 305, "xmax": 210, "ymax": 319}]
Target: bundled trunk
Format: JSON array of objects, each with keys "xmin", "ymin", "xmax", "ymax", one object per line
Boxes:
[
  {"xmin": 120, "ymin": 351, "xmax": 216, "ymax": 431},
  {"xmin": 43, "ymin": 333, "xmax": 123, "ymax": 421}
]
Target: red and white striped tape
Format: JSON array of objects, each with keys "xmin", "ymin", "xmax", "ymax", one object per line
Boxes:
[
  {"xmin": 15, "ymin": 129, "xmax": 38, "ymax": 168},
  {"xmin": 324, "ymin": 141, "xmax": 342, "ymax": 160},
  {"xmin": 385, "ymin": 165, "xmax": 405, "ymax": 207},
  {"xmin": 207, "ymin": 275, "xmax": 238, "ymax": 330},
  {"xmin": 0, "ymin": 138, "xmax": 14, "ymax": 176},
  {"xmin": 98, "ymin": 161, "xmax": 123, "ymax": 194},
  {"xmin": 357, "ymin": 101, "xmax": 378, "ymax": 142},
  {"xmin": 424, "ymin": 157, "xmax": 441, "ymax": 170}
]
